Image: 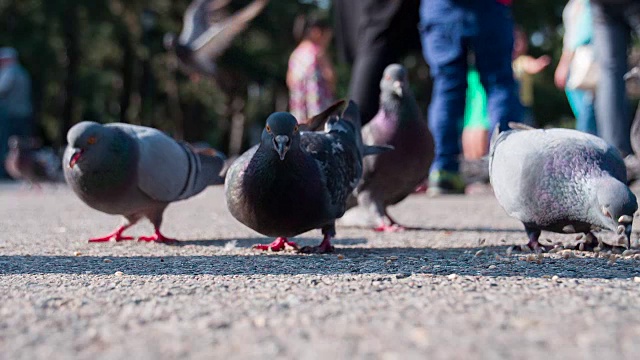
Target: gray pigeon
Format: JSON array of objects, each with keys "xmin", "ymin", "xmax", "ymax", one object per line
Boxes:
[
  {"xmin": 164, "ymin": 0, "xmax": 269, "ymax": 76},
  {"xmin": 4, "ymin": 136, "xmax": 63, "ymax": 188},
  {"xmin": 341, "ymin": 64, "xmax": 434, "ymax": 231},
  {"xmin": 63, "ymin": 121, "xmax": 225, "ymax": 243},
  {"xmin": 225, "ymin": 101, "xmax": 391, "ymax": 253},
  {"xmin": 490, "ymin": 123, "xmax": 637, "ymax": 251}
]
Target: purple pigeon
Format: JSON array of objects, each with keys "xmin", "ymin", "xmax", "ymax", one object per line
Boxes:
[{"xmin": 341, "ymin": 64, "xmax": 434, "ymax": 232}]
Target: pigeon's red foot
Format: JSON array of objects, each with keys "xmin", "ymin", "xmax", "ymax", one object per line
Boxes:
[
  {"xmin": 138, "ymin": 230, "xmax": 178, "ymax": 244},
  {"xmin": 414, "ymin": 184, "xmax": 428, "ymax": 193},
  {"xmin": 299, "ymin": 235, "xmax": 335, "ymax": 254},
  {"xmin": 88, "ymin": 226, "xmax": 134, "ymax": 243},
  {"xmin": 253, "ymin": 237, "xmax": 298, "ymax": 251},
  {"xmin": 374, "ymin": 224, "xmax": 406, "ymax": 232}
]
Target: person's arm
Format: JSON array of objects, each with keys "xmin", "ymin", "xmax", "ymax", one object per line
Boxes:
[
  {"xmin": 554, "ymin": 50, "xmax": 574, "ymax": 89},
  {"xmin": 0, "ymin": 67, "xmax": 16, "ymax": 97}
]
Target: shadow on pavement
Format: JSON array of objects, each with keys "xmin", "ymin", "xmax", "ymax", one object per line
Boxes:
[
  {"xmin": 177, "ymin": 237, "xmax": 368, "ymax": 248},
  {"xmin": 2, "ymin": 245, "xmax": 638, "ymax": 279}
]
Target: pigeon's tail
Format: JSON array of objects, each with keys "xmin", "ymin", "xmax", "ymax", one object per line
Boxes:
[
  {"xmin": 197, "ymin": 151, "xmax": 227, "ymax": 186},
  {"xmin": 300, "ymin": 100, "xmax": 346, "ymax": 131}
]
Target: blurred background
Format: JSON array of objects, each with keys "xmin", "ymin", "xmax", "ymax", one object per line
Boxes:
[{"xmin": 0, "ymin": 0, "xmax": 632, "ymax": 156}]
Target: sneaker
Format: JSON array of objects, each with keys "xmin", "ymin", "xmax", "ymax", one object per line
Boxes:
[{"xmin": 426, "ymin": 170, "xmax": 466, "ymax": 196}]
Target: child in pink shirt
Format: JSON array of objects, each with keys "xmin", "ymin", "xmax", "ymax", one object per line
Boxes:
[{"xmin": 287, "ymin": 15, "xmax": 335, "ymax": 123}]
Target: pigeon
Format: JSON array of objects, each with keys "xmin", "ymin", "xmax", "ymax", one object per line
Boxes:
[
  {"xmin": 63, "ymin": 121, "xmax": 225, "ymax": 243},
  {"xmin": 489, "ymin": 123, "xmax": 637, "ymax": 251},
  {"xmin": 164, "ymin": 0, "xmax": 269, "ymax": 76},
  {"xmin": 225, "ymin": 101, "xmax": 391, "ymax": 253},
  {"xmin": 340, "ymin": 64, "xmax": 434, "ymax": 232},
  {"xmin": 4, "ymin": 136, "xmax": 63, "ymax": 188}
]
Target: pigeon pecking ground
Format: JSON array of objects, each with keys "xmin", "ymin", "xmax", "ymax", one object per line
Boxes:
[{"xmin": 1, "ymin": 183, "xmax": 640, "ymax": 359}]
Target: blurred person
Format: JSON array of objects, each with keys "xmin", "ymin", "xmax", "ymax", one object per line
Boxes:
[
  {"xmin": 419, "ymin": 0, "xmax": 523, "ymax": 195},
  {"xmin": 286, "ymin": 14, "xmax": 336, "ymax": 123},
  {"xmin": 512, "ymin": 26, "xmax": 551, "ymax": 126},
  {"xmin": 0, "ymin": 47, "xmax": 33, "ymax": 179},
  {"xmin": 590, "ymin": 0, "xmax": 640, "ymax": 156},
  {"xmin": 333, "ymin": 0, "xmax": 421, "ymax": 124},
  {"xmin": 554, "ymin": 0, "xmax": 597, "ymax": 135}
]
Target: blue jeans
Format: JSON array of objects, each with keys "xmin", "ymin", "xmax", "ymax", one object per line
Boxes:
[
  {"xmin": 566, "ymin": 88, "xmax": 597, "ymax": 135},
  {"xmin": 591, "ymin": 1, "xmax": 640, "ymax": 156},
  {"xmin": 420, "ymin": 0, "xmax": 522, "ymax": 173}
]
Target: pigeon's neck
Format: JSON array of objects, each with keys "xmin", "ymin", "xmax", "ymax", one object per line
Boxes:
[
  {"xmin": 380, "ymin": 90, "xmax": 421, "ymax": 124},
  {"xmin": 380, "ymin": 92, "xmax": 402, "ymax": 115}
]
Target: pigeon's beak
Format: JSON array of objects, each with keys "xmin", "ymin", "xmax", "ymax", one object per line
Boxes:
[
  {"xmin": 273, "ymin": 135, "xmax": 290, "ymax": 161},
  {"xmin": 69, "ymin": 149, "xmax": 84, "ymax": 169},
  {"xmin": 617, "ymin": 215, "xmax": 633, "ymax": 249},
  {"xmin": 393, "ymin": 81, "xmax": 403, "ymax": 97}
]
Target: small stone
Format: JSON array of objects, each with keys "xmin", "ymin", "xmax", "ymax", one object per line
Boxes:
[
  {"xmin": 447, "ymin": 274, "xmax": 458, "ymax": 280},
  {"xmin": 114, "ymin": 271, "xmax": 124, "ymax": 276},
  {"xmin": 103, "ymin": 259, "xmax": 113, "ymax": 263},
  {"xmin": 389, "ymin": 256, "xmax": 398, "ymax": 261},
  {"xmin": 396, "ymin": 273, "xmax": 411, "ymax": 279},
  {"xmin": 505, "ymin": 246, "xmax": 514, "ymax": 257},
  {"xmin": 551, "ymin": 275, "xmax": 560, "ymax": 282},
  {"xmin": 253, "ymin": 316, "xmax": 267, "ymax": 328},
  {"xmin": 73, "ymin": 251, "xmax": 82, "ymax": 256},
  {"xmin": 633, "ymin": 277, "xmax": 640, "ymax": 283},
  {"xmin": 537, "ymin": 253, "xmax": 544, "ymax": 260},
  {"xmin": 634, "ymin": 254, "xmax": 640, "ymax": 260},
  {"xmin": 526, "ymin": 254, "xmax": 536, "ymax": 262},
  {"xmin": 477, "ymin": 238, "xmax": 486, "ymax": 245},
  {"xmin": 622, "ymin": 250, "xmax": 638, "ymax": 257},
  {"xmin": 475, "ymin": 250, "xmax": 485, "ymax": 257},
  {"xmin": 575, "ymin": 234, "xmax": 584, "ymax": 241},
  {"xmin": 578, "ymin": 243, "xmax": 585, "ymax": 251},
  {"xmin": 561, "ymin": 250, "xmax": 574, "ymax": 259},
  {"xmin": 385, "ymin": 260, "xmax": 393, "ymax": 265},
  {"xmin": 337, "ymin": 254, "xmax": 345, "ymax": 260},
  {"xmin": 488, "ymin": 265, "xmax": 497, "ymax": 270}
]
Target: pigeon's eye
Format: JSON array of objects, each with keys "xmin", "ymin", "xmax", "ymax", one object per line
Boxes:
[
  {"xmin": 87, "ymin": 136, "xmax": 97, "ymax": 145},
  {"xmin": 294, "ymin": 125, "xmax": 299, "ymax": 132},
  {"xmin": 266, "ymin": 125, "xmax": 271, "ymax": 133}
]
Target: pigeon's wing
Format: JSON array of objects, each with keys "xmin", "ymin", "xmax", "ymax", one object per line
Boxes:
[
  {"xmin": 300, "ymin": 130, "xmax": 361, "ymax": 216},
  {"xmin": 299, "ymin": 100, "xmax": 346, "ymax": 132},
  {"xmin": 178, "ymin": 0, "xmax": 212, "ymax": 48},
  {"xmin": 190, "ymin": 0, "xmax": 269, "ymax": 58},
  {"xmin": 111, "ymin": 124, "xmax": 222, "ymax": 202}
]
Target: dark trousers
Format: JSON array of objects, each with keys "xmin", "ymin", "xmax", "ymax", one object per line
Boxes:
[
  {"xmin": 591, "ymin": 0, "xmax": 640, "ymax": 157},
  {"xmin": 333, "ymin": 0, "xmax": 421, "ymax": 124},
  {"xmin": 420, "ymin": 0, "xmax": 521, "ymax": 173}
]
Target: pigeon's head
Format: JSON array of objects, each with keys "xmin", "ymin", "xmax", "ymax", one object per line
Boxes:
[
  {"xmin": 66, "ymin": 121, "xmax": 115, "ymax": 170},
  {"xmin": 593, "ymin": 177, "xmax": 638, "ymax": 248},
  {"xmin": 380, "ymin": 64, "xmax": 409, "ymax": 98},
  {"xmin": 262, "ymin": 112, "xmax": 300, "ymax": 161}
]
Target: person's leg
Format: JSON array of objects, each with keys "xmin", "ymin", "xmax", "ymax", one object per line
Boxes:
[
  {"xmin": 567, "ymin": 88, "xmax": 598, "ymax": 135},
  {"xmin": 471, "ymin": 1, "xmax": 521, "ymax": 133},
  {"xmin": 420, "ymin": 15, "xmax": 467, "ymax": 174},
  {"xmin": 593, "ymin": 3, "xmax": 631, "ymax": 155},
  {"xmin": 419, "ymin": 2, "xmax": 468, "ymax": 194},
  {"xmin": 348, "ymin": 0, "xmax": 420, "ymax": 124}
]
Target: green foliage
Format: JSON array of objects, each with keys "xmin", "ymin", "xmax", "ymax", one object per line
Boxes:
[{"xmin": 0, "ymin": 0, "xmax": 582, "ymax": 151}]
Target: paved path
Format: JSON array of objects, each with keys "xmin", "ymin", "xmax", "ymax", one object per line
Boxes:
[{"xmin": 1, "ymin": 183, "xmax": 639, "ymax": 360}]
